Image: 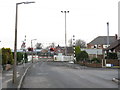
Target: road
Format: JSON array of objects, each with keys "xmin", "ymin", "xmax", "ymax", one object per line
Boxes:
[{"xmin": 22, "ymin": 59, "xmax": 118, "ymax": 88}]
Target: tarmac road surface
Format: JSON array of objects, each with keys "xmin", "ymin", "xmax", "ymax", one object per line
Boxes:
[{"xmin": 22, "ymin": 59, "xmax": 118, "ymax": 88}]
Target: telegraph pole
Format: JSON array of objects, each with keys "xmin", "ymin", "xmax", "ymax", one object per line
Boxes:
[
  {"xmin": 13, "ymin": 3, "xmax": 18, "ymax": 83},
  {"xmin": 13, "ymin": 1, "xmax": 35, "ymax": 84}
]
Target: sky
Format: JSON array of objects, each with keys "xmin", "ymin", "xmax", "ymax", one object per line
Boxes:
[{"xmin": 0, "ymin": 0, "xmax": 119, "ymax": 49}]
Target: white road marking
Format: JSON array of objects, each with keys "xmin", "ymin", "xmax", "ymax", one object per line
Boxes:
[
  {"xmin": 4, "ymin": 74, "xmax": 20, "ymax": 83},
  {"xmin": 37, "ymin": 73, "xmax": 48, "ymax": 75},
  {"xmin": 5, "ymin": 74, "xmax": 13, "ymax": 76},
  {"xmin": 5, "ymin": 72, "xmax": 19, "ymax": 76},
  {"xmin": 4, "ymin": 79, "xmax": 12, "ymax": 83}
]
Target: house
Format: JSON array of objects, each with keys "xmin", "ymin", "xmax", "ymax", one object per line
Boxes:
[
  {"xmin": 81, "ymin": 48, "xmax": 103, "ymax": 60},
  {"xmin": 104, "ymin": 39, "xmax": 120, "ymax": 60},
  {"xmin": 54, "ymin": 46, "xmax": 65, "ymax": 55},
  {"xmin": 105, "ymin": 39, "xmax": 120, "ymax": 52},
  {"xmin": 86, "ymin": 35, "xmax": 117, "ymax": 59},
  {"xmin": 66, "ymin": 47, "xmax": 74, "ymax": 56},
  {"xmin": 54, "ymin": 46, "xmax": 74, "ymax": 56},
  {"xmin": 87, "ymin": 36, "xmax": 117, "ymax": 49}
]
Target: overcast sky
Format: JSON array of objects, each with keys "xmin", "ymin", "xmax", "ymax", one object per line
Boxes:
[{"xmin": 0, "ymin": 0, "xmax": 119, "ymax": 49}]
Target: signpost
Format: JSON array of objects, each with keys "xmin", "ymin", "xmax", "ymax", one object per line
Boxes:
[{"xmin": 21, "ymin": 35, "xmax": 26, "ymax": 68}]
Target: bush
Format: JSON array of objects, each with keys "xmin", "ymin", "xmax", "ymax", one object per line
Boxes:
[
  {"xmin": 12, "ymin": 52, "xmax": 23, "ymax": 63},
  {"xmin": 75, "ymin": 46, "xmax": 81, "ymax": 55},
  {"xmin": 2, "ymin": 48, "xmax": 13, "ymax": 65},
  {"xmin": 91, "ymin": 57, "xmax": 101, "ymax": 63},
  {"xmin": 17, "ymin": 52, "xmax": 23, "ymax": 63},
  {"xmin": 105, "ymin": 52, "xmax": 118, "ymax": 59},
  {"xmin": 76, "ymin": 51, "xmax": 89, "ymax": 62}
]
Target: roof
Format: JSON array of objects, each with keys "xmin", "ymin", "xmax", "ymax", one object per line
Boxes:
[
  {"xmin": 54, "ymin": 47, "xmax": 74, "ymax": 54},
  {"xmin": 88, "ymin": 36, "xmax": 116, "ymax": 45},
  {"xmin": 105, "ymin": 39, "xmax": 120, "ymax": 51}
]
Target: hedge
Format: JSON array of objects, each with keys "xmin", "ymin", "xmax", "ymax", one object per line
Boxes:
[{"xmin": 2, "ymin": 48, "xmax": 13, "ymax": 65}]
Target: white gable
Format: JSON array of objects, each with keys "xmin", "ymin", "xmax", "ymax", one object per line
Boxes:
[{"xmin": 81, "ymin": 49, "xmax": 103, "ymax": 55}]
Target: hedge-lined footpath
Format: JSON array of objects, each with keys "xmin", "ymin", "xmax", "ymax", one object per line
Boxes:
[{"xmin": 1, "ymin": 48, "xmax": 28, "ymax": 71}]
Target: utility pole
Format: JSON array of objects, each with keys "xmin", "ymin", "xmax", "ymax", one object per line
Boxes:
[
  {"xmin": 61, "ymin": 11, "xmax": 69, "ymax": 56},
  {"xmin": 13, "ymin": 1, "xmax": 35, "ymax": 84},
  {"xmin": 13, "ymin": 3, "xmax": 18, "ymax": 83}
]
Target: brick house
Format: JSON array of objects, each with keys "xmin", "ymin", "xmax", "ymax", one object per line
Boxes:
[
  {"xmin": 86, "ymin": 36, "xmax": 117, "ymax": 60},
  {"xmin": 87, "ymin": 36, "xmax": 117, "ymax": 49},
  {"xmin": 105, "ymin": 39, "xmax": 120, "ymax": 52},
  {"xmin": 54, "ymin": 46, "xmax": 73, "ymax": 56}
]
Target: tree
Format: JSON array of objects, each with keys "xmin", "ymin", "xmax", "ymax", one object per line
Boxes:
[
  {"xmin": 46, "ymin": 42, "xmax": 55, "ymax": 49},
  {"xmin": 75, "ymin": 46, "xmax": 81, "ymax": 55},
  {"xmin": 17, "ymin": 52, "xmax": 23, "ymax": 63},
  {"xmin": 76, "ymin": 51, "xmax": 89, "ymax": 62},
  {"xmin": 2, "ymin": 48, "xmax": 13, "ymax": 65},
  {"xmin": 91, "ymin": 57, "xmax": 101, "ymax": 63},
  {"xmin": 35, "ymin": 43, "xmax": 43, "ymax": 49},
  {"xmin": 75, "ymin": 39, "xmax": 86, "ymax": 48},
  {"xmin": 68, "ymin": 39, "xmax": 86, "ymax": 48},
  {"xmin": 75, "ymin": 46, "xmax": 81, "ymax": 61},
  {"xmin": 105, "ymin": 52, "xmax": 118, "ymax": 59}
]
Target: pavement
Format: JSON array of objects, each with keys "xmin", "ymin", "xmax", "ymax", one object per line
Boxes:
[{"xmin": 2, "ymin": 61, "xmax": 32, "ymax": 89}]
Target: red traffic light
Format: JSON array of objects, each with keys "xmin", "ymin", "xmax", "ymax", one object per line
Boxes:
[
  {"xmin": 28, "ymin": 47, "xmax": 33, "ymax": 51},
  {"xmin": 50, "ymin": 48, "xmax": 54, "ymax": 51}
]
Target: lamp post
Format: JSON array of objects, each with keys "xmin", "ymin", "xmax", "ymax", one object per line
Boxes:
[
  {"xmin": 31, "ymin": 39, "xmax": 37, "ymax": 63},
  {"xmin": 61, "ymin": 11, "xmax": 69, "ymax": 56},
  {"xmin": 13, "ymin": 1, "xmax": 35, "ymax": 84}
]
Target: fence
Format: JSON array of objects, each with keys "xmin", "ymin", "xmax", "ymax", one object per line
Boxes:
[{"xmin": 54, "ymin": 55, "xmax": 74, "ymax": 61}]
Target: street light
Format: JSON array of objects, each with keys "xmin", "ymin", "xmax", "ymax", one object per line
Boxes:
[
  {"xmin": 61, "ymin": 11, "xmax": 69, "ymax": 56},
  {"xmin": 31, "ymin": 39, "xmax": 37, "ymax": 63},
  {"xmin": 13, "ymin": 1, "xmax": 35, "ymax": 84}
]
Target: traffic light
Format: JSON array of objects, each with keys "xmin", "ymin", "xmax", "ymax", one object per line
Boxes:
[
  {"xmin": 50, "ymin": 48, "xmax": 54, "ymax": 51},
  {"xmin": 28, "ymin": 47, "xmax": 33, "ymax": 51}
]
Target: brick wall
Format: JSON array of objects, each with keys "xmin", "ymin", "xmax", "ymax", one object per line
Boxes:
[
  {"xmin": 106, "ymin": 59, "xmax": 119, "ymax": 66},
  {"xmin": 78, "ymin": 61, "xmax": 102, "ymax": 68}
]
